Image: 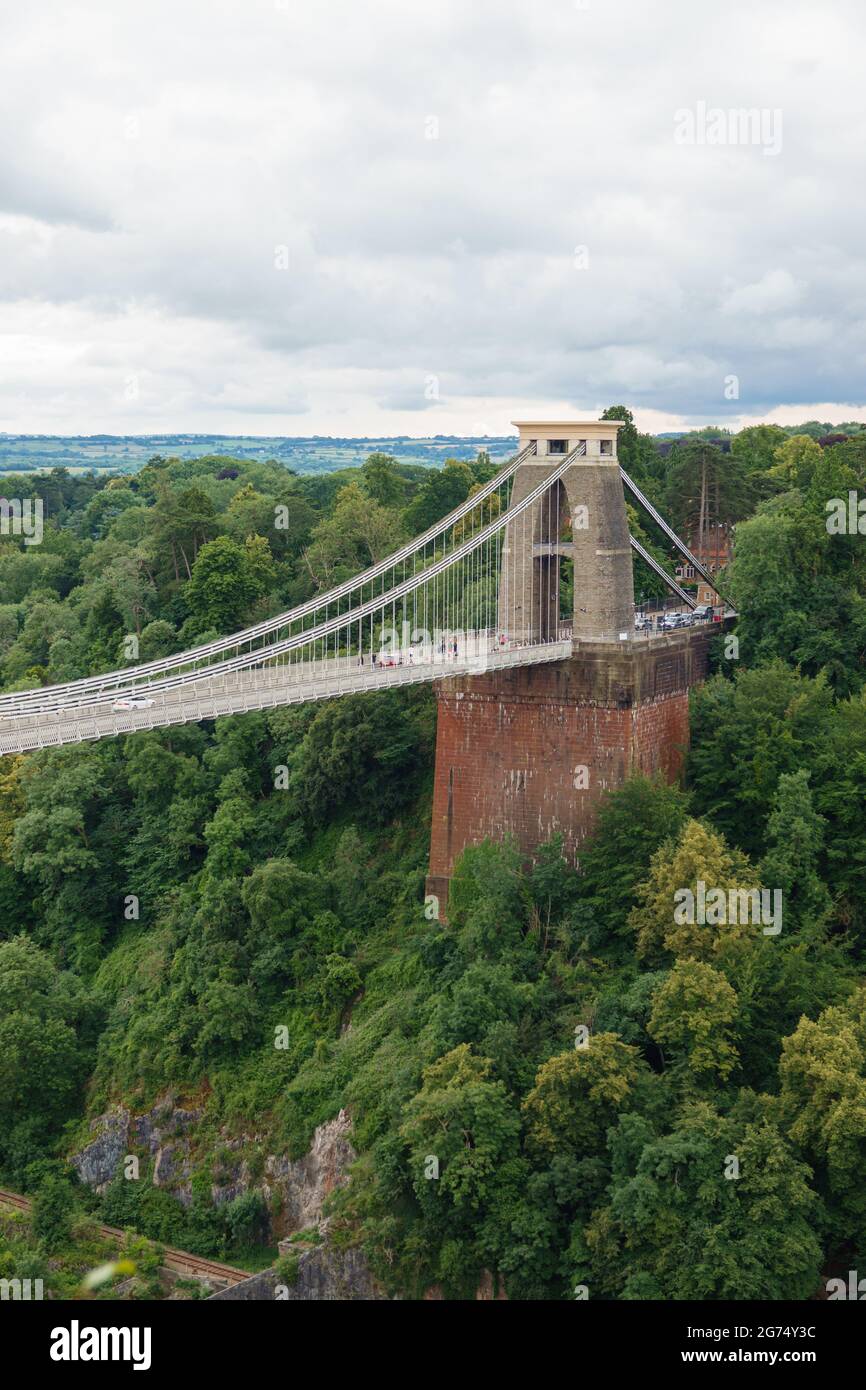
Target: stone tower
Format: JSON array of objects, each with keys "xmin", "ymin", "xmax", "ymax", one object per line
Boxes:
[
  {"xmin": 498, "ymin": 420, "xmax": 635, "ymax": 645},
  {"xmin": 426, "ymin": 419, "xmax": 716, "ymax": 916}
]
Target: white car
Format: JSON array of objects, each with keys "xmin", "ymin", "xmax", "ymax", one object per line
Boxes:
[{"xmin": 112, "ymin": 695, "xmax": 155, "ymax": 712}]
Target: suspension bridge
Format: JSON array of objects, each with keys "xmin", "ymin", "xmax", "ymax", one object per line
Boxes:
[{"xmin": 0, "ymin": 420, "xmax": 729, "ymax": 759}]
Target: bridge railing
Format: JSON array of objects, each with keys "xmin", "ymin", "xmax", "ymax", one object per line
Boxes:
[
  {"xmin": 0, "ymin": 442, "xmax": 540, "ymax": 715},
  {"xmin": 0, "ymin": 446, "xmax": 584, "ymax": 722}
]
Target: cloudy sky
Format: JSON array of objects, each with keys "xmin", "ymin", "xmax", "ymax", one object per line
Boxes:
[{"xmin": 1, "ymin": 0, "xmax": 865, "ymax": 437}]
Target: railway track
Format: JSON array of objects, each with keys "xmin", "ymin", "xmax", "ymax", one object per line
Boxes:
[{"xmin": 0, "ymin": 1187, "xmax": 249, "ymax": 1287}]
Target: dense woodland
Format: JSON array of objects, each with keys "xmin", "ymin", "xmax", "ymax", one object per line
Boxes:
[{"xmin": 3, "ymin": 409, "xmax": 866, "ymax": 1299}]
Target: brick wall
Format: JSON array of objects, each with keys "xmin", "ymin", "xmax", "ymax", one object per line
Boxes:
[{"xmin": 427, "ymin": 628, "xmax": 711, "ymax": 907}]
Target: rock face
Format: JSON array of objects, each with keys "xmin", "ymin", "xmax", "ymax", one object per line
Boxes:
[
  {"xmin": 475, "ymin": 1269, "xmax": 508, "ymax": 1300},
  {"xmin": 423, "ymin": 1271, "xmax": 508, "ymax": 1300},
  {"xmin": 267, "ymin": 1109, "xmax": 356, "ymax": 1237},
  {"xmin": 70, "ymin": 1100, "xmax": 203, "ymax": 1202},
  {"xmin": 71, "ymin": 1098, "xmax": 380, "ymax": 1298},
  {"xmin": 70, "ymin": 1100, "xmax": 356, "ymax": 1237},
  {"xmin": 70, "ymin": 1107, "xmax": 130, "ymax": 1192},
  {"xmin": 210, "ymin": 1243, "xmax": 386, "ymax": 1301}
]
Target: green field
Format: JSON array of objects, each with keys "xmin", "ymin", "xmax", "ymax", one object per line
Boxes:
[{"xmin": 0, "ymin": 434, "xmax": 516, "ymax": 476}]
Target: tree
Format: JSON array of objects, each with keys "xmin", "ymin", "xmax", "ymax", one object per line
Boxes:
[
  {"xmin": 600, "ymin": 405, "xmax": 659, "ymax": 486},
  {"xmin": 629, "ymin": 819, "xmax": 759, "ymax": 964},
  {"xmin": 1, "ymin": 598, "xmax": 79, "ymax": 683},
  {"xmin": 779, "ymin": 989, "xmax": 866, "ymax": 1240},
  {"xmin": 726, "ymin": 503, "xmax": 866, "ymax": 695},
  {"xmin": 577, "ymin": 775, "xmax": 690, "ymax": 942},
  {"xmin": 149, "ymin": 484, "xmax": 217, "ymax": 581},
  {"xmin": 362, "ymin": 453, "xmax": 406, "ymax": 508},
  {"xmin": 276, "ymin": 687, "xmax": 434, "ymax": 829},
  {"xmin": 81, "ymin": 485, "xmax": 142, "ymax": 540},
  {"xmin": 301, "ymin": 481, "xmax": 405, "ymax": 590},
  {"xmin": 687, "ymin": 663, "xmax": 832, "ymax": 857},
  {"xmin": 522, "ymin": 1033, "xmax": 643, "ymax": 1161},
  {"xmin": 578, "ymin": 1103, "xmax": 822, "ymax": 1300},
  {"xmin": 648, "ymin": 959, "xmax": 739, "ymax": 1083},
  {"xmin": 663, "ymin": 439, "xmax": 750, "ymax": 558},
  {"xmin": 768, "ymin": 433, "xmax": 822, "ymax": 491},
  {"xmin": 223, "ymin": 483, "xmax": 315, "ymax": 561},
  {"xmin": 526, "ymin": 835, "xmax": 581, "ymax": 938},
  {"xmin": 138, "ymin": 619, "xmax": 178, "ymax": 660},
  {"xmin": 731, "ymin": 423, "xmax": 789, "ymax": 477},
  {"xmin": 223, "ymin": 1190, "xmax": 268, "ymax": 1248},
  {"xmin": 10, "ymin": 749, "xmax": 116, "ymax": 970},
  {"xmin": 446, "ymin": 840, "xmax": 526, "ymax": 959},
  {"xmin": 82, "ymin": 586, "xmax": 126, "ymax": 669},
  {"xmin": 400, "ymin": 1045, "xmax": 521, "ymax": 1212},
  {"xmin": 31, "ymin": 1176, "xmax": 74, "ymax": 1252},
  {"xmin": 185, "ymin": 535, "xmax": 275, "ymax": 632},
  {"xmin": 314, "ymin": 953, "xmax": 362, "ymax": 1013},
  {"xmin": 758, "ymin": 770, "xmax": 831, "ymax": 936},
  {"xmin": 402, "ymin": 461, "xmax": 473, "ymax": 535},
  {"xmin": 0, "ymin": 937, "xmax": 95, "ymax": 1166}
]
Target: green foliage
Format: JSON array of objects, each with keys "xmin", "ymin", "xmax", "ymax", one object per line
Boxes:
[
  {"xmin": 577, "ymin": 775, "xmax": 690, "ymax": 949},
  {"xmin": 400, "ymin": 1045, "xmax": 521, "ymax": 1212},
  {"xmin": 523, "ymin": 1034, "xmax": 644, "ymax": 1161},
  {"xmin": 0, "ymin": 435, "xmax": 864, "ymax": 1301},
  {"xmin": 402, "ymin": 460, "xmax": 473, "ymax": 534},
  {"xmin": 31, "ymin": 1175, "xmax": 74, "ymax": 1251},
  {"xmin": 578, "ymin": 1104, "xmax": 822, "ymax": 1300},
  {"xmin": 275, "ymin": 1251, "xmax": 301, "ymax": 1286},
  {"xmin": 223, "ymin": 1190, "xmax": 269, "ymax": 1248},
  {"xmin": 186, "ymin": 534, "xmax": 276, "ymax": 631},
  {"xmin": 629, "ymin": 818, "xmax": 757, "ymax": 964},
  {"xmin": 648, "ymin": 960, "xmax": 739, "ymax": 1083},
  {"xmin": 726, "ymin": 440, "xmax": 866, "ymax": 695},
  {"xmin": 0, "ymin": 937, "xmax": 97, "ymax": 1175},
  {"xmin": 779, "ymin": 988, "xmax": 866, "ymax": 1243}
]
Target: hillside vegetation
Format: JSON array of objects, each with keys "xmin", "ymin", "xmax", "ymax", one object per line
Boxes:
[{"xmin": 3, "ymin": 414, "xmax": 866, "ymax": 1298}]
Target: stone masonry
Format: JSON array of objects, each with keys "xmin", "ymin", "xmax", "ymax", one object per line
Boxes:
[{"xmin": 427, "ymin": 626, "xmax": 714, "ymax": 908}]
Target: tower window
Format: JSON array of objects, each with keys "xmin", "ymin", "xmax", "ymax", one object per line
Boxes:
[
  {"xmin": 547, "ymin": 439, "xmax": 568, "ymax": 455},
  {"xmin": 599, "ymin": 439, "xmax": 613, "ymax": 456}
]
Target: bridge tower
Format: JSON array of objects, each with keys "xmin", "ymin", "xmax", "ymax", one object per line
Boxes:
[
  {"xmin": 426, "ymin": 419, "xmax": 713, "ymax": 915},
  {"xmin": 498, "ymin": 420, "xmax": 635, "ymax": 644}
]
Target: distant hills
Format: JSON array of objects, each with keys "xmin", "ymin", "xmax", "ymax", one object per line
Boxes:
[
  {"xmin": 3, "ymin": 422, "xmax": 864, "ymax": 476},
  {"xmin": 0, "ymin": 434, "xmax": 517, "ymax": 476}
]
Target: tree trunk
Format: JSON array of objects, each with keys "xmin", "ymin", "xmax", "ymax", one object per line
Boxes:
[{"xmin": 698, "ymin": 454, "xmax": 708, "ymax": 559}]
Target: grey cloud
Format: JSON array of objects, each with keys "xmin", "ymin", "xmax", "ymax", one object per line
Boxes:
[{"xmin": 1, "ymin": 0, "xmax": 866, "ymax": 432}]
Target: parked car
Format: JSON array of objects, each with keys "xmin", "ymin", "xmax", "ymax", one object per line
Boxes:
[{"xmin": 111, "ymin": 695, "xmax": 155, "ymax": 712}]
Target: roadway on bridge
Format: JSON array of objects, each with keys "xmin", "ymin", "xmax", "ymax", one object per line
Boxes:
[
  {"xmin": 0, "ymin": 637, "xmax": 573, "ymax": 755},
  {"xmin": 0, "ymin": 613, "xmax": 731, "ymax": 757}
]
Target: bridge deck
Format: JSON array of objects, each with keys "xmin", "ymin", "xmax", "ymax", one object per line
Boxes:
[
  {"xmin": 0, "ymin": 639, "xmax": 573, "ymax": 754},
  {"xmin": 0, "ymin": 612, "xmax": 732, "ymax": 756}
]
